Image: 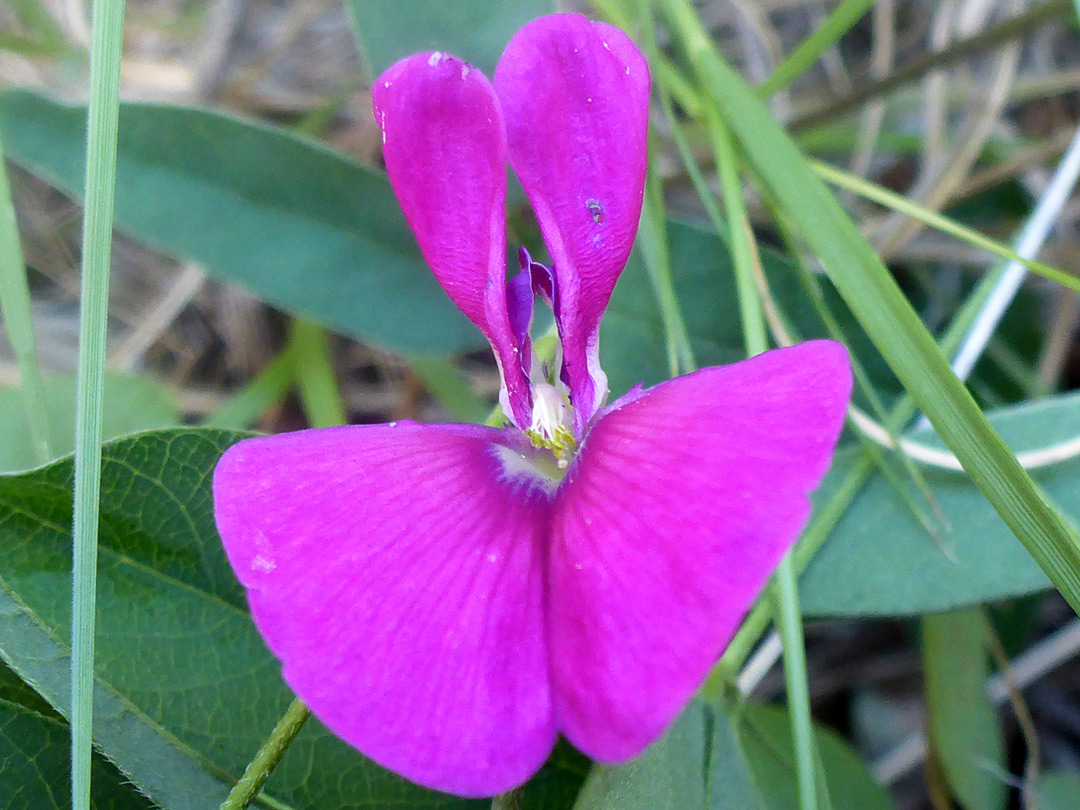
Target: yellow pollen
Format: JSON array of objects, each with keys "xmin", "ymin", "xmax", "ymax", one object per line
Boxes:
[
  {"xmin": 526, "ymin": 425, "xmax": 577, "ymax": 468},
  {"xmin": 527, "ymin": 382, "xmax": 575, "ymax": 467}
]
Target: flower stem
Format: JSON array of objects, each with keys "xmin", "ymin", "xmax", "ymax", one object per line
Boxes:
[
  {"xmin": 218, "ymin": 698, "xmax": 310, "ymax": 810},
  {"xmin": 71, "ymin": 0, "xmax": 125, "ymax": 807}
]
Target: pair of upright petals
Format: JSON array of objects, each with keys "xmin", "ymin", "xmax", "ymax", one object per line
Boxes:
[
  {"xmin": 213, "ymin": 13, "xmax": 852, "ymax": 799},
  {"xmin": 373, "ymin": 14, "xmax": 649, "ymax": 433}
]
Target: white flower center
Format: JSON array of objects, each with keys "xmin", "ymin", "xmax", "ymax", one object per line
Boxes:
[{"xmin": 525, "ymin": 382, "xmax": 576, "ymax": 468}]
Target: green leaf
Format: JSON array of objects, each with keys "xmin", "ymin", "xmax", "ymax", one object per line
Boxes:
[
  {"xmin": 573, "ymin": 701, "xmax": 707, "ymax": 810},
  {"xmin": 736, "ymin": 704, "xmax": 895, "ymax": 810},
  {"xmin": 568, "ymin": 698, "xmax": 892, "ymax": 810},
  {"xmin": 0, "ymin": 90, "xmax": 479, "ymax": 355},
  {"xmin": 1036, "ymin": 772, "xmax": 1080, "ymax": 808},
  {"xmin": 0, "ymin": 657, "xmax": 55, "ymax": 719},
  {"xmin": 348, "ymin": 0, "xmax": 553, "ymax": 76},
  {"xmin": 922, "ymin": 610, "xmax": 1006, "ymax": 810},
  {"xmin": 0, "ymin": 699, "xmax": 155, "ymax": 810},
  {"xmin": 0, "ymin": 428, "xmax": 487, "ymax": 810},
  {"xmin": 0, "ymin": 372, "xmax": 179, "ymax": 472},
  {"xmin": 0, "ymin": 581, "xmax": 232, "ymax": 807},
  {"xmin": 799, "ymin": 393, "xmax": 1080, "ymax": 616},
  {"xmin": 708, "ymin": 703, "xmax": 763, "ymax": 810}
]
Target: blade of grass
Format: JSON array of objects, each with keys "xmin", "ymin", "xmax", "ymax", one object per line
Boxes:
[
  {"xmin": 201, "ymin": 348, "xmax": 297, "ymax": 430},
  {"xmin": 666, "ymin": 0, "xmax": 1080, "ymax": 617},
  {"xmin": 0, "ymin": 140, "xmax": 51, "ymax": 464},
  {"xmin": 811, "ymin": 155, "xmax": 1080, "ymax": 294},
  {"xmin": 710, "ymin": 100, "xmax": 818, "ymax": 810},
  {"xmin": 290, "ymin": 318, "xmax": 347, "ymax": 429},
  {"xmin": 632, "ymin": 0, "xmax": 695, "ymax": 377},
  {"xmin": 707, "ymin": 113, "xmax": 767, "ymax": 357},
  {"xmin": 71, "ymin": 0, "xmax": 126, "ymax": 807},
  {"xmin": 405, "ymin": 354, "xmax": 492, "ymax": 424},
  {"xmin": 757, "ymin": 0, "xmax": 876, "ymax": 98},
  {"xmin": 639, "ymin": 170, "xmax": 695, "ymax": 376}
]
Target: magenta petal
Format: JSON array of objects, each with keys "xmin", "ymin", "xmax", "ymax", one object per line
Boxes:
[
  {"xmin": 494, "ymin": 14, "xmax": 650, "ymax": 429},
  {"xmin": 548, "ymin": 342, "xmax": 852, "ymax": 761},
  {"xmin": 373, "ymin": 54, "xmax": 531, "ymax": 427},
  {"xmin": 213, "ymin": 422, "xmax": 556, "ymax": 796}
]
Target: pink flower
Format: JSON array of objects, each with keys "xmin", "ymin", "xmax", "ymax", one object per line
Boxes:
[{"xmin": 213, "ymin": 13, "xmax": 851, "ymax": 799}]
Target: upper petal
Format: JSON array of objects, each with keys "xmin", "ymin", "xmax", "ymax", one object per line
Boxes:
[
  {"xmin": 213, "ymin": 422, "xmax": 556, "ymax": 796},
  {"xmin": 494, "ymin": 15, "xmax": 650, "ymax": 428},
  {"xmin": 373, "ymin": 54, "xmax": 531, "ymax": 427},
  {"xmin": 547, "ymin": 341, "xmax": 852, "ymax": 760}
]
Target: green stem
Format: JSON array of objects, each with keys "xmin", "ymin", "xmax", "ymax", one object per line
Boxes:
[
  {"xmin": 71, "ymin": 0, "xmax": 126, "ymax": 806},
  {"xmin": 706, "ymin": 111, "xmax": 767, "ymax": 357},
  {"xmin": 218, "ymin": 698, "xmax": 310, "ymax": 810},
  {"xmin": 639, "ymin": 169, "xmax": 695, "ymax": 376},
  {"xmin": 633, "ymin": 0, "xmax": 694, "ymax": 376},
  {"xmin": 772, "ymin": 556, "xmax": 818, "ymax": 810},
  {"xmin": 0, "ymin": 140, "xmax": 51, "ymax": 464}
]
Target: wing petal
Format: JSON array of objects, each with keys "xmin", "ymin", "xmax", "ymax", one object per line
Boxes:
[
  {"xmin": 549, "ymin": 342, "xmax": 851, "ymax": 760},
  {"xmin": 213, "ymin": 422, "xmax": 556, "ymax": 796}
]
